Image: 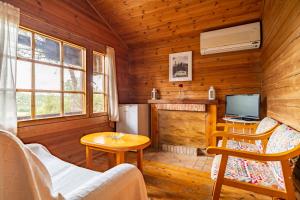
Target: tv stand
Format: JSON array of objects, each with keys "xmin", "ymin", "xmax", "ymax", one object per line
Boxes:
[
  {"xmin": 230, "ymin": 117, "xmax": 259, "ymax": 121},
  {"xmin": 223, "ymin": 116, "xmax": 260, "ymax": 124}
]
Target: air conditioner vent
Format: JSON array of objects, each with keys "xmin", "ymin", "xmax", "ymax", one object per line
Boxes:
[{"xmin": 200, "ymin": 22, "xmax": 261, "ymax": 55}]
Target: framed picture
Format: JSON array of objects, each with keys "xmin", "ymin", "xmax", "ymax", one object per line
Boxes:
[{"xmin": 169, "ymin": 51, "xmax": 192, "ymax": 82}]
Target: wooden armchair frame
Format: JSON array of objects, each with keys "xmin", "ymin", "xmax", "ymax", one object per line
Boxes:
[
  {"xmin": 216, "ymin": 122, "xmax": 259, "ymax": 133},
  {"xmin": 212, "ymin": 122, "xmax": 278, "ymax": 152},
  {"xmin": 211, "ymin": 130, "xmax": 274, "ymax": 152},
  {"xmin": 207, "ymin": 137, "xmax": 300, "ymax": 200}
]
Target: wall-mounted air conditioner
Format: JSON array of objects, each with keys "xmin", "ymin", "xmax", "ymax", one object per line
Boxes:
[{"xmin": 200, "ymin": 22, "xmax": 261, "ymax": 55}]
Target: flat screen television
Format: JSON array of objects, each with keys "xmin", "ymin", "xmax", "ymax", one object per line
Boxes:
[{"xmin": 225, "ymin": 94, "xmax": 260, "ymax": 120}]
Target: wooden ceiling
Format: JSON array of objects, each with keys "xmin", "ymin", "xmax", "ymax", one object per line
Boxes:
[{"xmin": 88, "ymin": 0, "xmax": 263, "ymax": 48}]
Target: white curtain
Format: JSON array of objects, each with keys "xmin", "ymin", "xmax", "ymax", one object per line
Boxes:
[
  {"xmin": 0, "ymin": 2, "xmax": 20, "ymax": 135},
  {"xmin": 105, "ymin": 46, "xmax": 119, "ymax": 122}
]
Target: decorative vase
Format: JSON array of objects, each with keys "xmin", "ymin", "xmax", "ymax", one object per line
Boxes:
[
  {"xmin": 208, "ymin": 86, "xmax": 216, "ymax": 100},
  {"xmin": 151, "ymin": 88, "xmax": 159, "ymax": 100}
]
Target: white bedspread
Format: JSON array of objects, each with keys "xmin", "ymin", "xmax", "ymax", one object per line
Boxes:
[{"xmin": 0, "ymin": 130, "xmax": 148, "ymax": 200}]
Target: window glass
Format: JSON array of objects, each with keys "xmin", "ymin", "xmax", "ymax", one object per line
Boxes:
[
  {"xmin": 35, "ymin": 34, "xmax": 60, "ymax": 64},
  {"xmin": 17, "ymin": 29, "xmax": 32, "ymax": 59},
  {"xmin": 16, "ymin": 92, "xmax": 31, "ymax": 120},
  {"xmin": 16, "ymin": 28, "xmax": 86, "ymax": 120},
  {"xmin": 92, "ymin": 74, "xmax": 104, "ymax": 93},
  {"xmin": 92, "ymin": 52, "xmax": 106, "ymax": 114},
  {"xmin": 63, "ymin": 44, "xmax": 83, "ymax": 68},
  {"xmin": 64, "ymin": 69, "xmax": 84, "ymax": 91},
  {"xmin": 93, "ymin": 93, "xmax": 105, "ymax": 113},
  {"xmin": 35, "ymin": 93, "xmax": 61, "ymax": 118},
  {"xmin": 35, "ymin": 64, "xmax": 61, "ymax": 90},
  {"xmin": 93, "ymin": 53, "xmax": 104, "ymax": 73},
  {"xmin": 64, "ymin": 93, "xmax": 84, "ymax": 115},
  {"xmin": 16, "ymin": 60, "xmax": 31, "ymax": 89}
]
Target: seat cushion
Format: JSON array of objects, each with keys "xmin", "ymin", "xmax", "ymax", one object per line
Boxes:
[
  {"xmin": 211, "ymin": 155, "xmax": 285, "ymax": 190},
  {"xmin": 255, "ymin": 117, "xmax": 278, "ymax": 134},
  {"xmin": 217, "ymin": 140, "xmax": 262, "ymax": 153},
  {"xmin": 26, "ymin": 144, "xmax": 104, "ymax": 197},
  {"xmin": 265, "ymin": 124, "xmax": 300, "ymax": 188},
  {"xmin": 255, "ymin": 117, "xmax": 278, "ymax": 149}
]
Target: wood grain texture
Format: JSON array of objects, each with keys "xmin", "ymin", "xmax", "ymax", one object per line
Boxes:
[
  {"xmin": 90, "ymin": 1, "xmax": 263, "ymax": 120},
  {"xmin": 158, "ymin": 110, "xmax": 206, "ymax": 148},
  {"xmin": 21, "ymin": 116, "xmax": 112, "ymax": 165},
  {"xmin": 1, "ymin": 0, "xmax": 129, "ymax": 164},
  {"xmin": 87, "ymin": 0, "xmax": 264, "ymax": 120},
  {"xmin": 4, "ymin": 0, "xmax": 130, "ymax": 103},
  {"xmin": 261, "ymin": 0, "xmax": 300, "ymax": 131},
  {"xmin": 89, "ymin": 0, "xmax": 263, "ymax": 47},
  {"xmin": 130, "ymin": 47, "xmax": 262, "ymax": 120}
]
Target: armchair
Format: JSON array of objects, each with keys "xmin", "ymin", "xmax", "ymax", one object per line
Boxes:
[
  {"xmin": 207, "ymin": 124, "xmax": 300, "ymax": 200},
  {"xmin": 212, "ymin": 117, "xmax": 279, "ymax": 153}
]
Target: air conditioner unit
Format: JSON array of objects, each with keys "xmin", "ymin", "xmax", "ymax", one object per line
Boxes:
[{"xmin": 200, "ymin": 22, "xmax": 261, "ymax": 55}]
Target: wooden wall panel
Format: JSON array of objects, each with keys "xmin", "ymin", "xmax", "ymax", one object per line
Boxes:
[
  {"xmin": 86, "ymin": 0, "xmax": 263, "ymax": 121},
  {"xmin": 21, "ymin": 116, "xmax": 112, "ymax": 165},
  {"xmin": 130, "ymin": 42, "xmax": 262, "ymax": 119},
  {"xmin": 102, "ymin": 0, "xmax": 264, "ymax": 120},
  {"xmin": 158, "ymin": 111, "xmax": 206, "ymax": 148},
  {"xmin": 261, "ymin": 0, "xmax": 300, "ymax": 131},
  {"xmin": 2, "ymin": 0, "xmax": 129, "ymax": 164}
]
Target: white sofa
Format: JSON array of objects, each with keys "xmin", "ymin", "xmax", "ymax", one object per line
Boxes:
[{"xmin": 0, "ymin": 130, "xmax": 148, "ymax": 200}]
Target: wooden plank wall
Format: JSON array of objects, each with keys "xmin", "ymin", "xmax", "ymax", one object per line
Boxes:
[
  {"xmin": 126, "ymin": 1, "xmax": 263, "ymax": 120},
  {"xmin": 129, "ymin": 41, "xmax": 262, "ymax": 119},
  {"xmin": 158, "ymin": 111, "xmax": 206, "ymax": 148},
  {"xmin": 3, "ymin": 0, "xmax": 130, "ymax": 165},
  {"xmin": 261, "ymin": 0, "xmax": 300, "ymax": 131}
]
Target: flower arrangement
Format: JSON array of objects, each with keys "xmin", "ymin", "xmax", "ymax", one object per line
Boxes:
[{"xmin": 177, "ymin": 84, "xmax": 185, "ymax": 99}]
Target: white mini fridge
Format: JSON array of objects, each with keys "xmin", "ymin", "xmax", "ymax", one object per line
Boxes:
[{"xmin": 116, "ymin": 104, "xmax": 149, "ymax": 136}]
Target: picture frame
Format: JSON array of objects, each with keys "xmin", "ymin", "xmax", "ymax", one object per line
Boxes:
[{"xmin": 169, "ymin": 51, "xmax": 192, "ymax": 82}]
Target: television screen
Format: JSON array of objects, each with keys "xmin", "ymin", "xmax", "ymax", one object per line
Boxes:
[{"xmin": 225, "ymin": 94, "xmax": 260, "ymax": 118}]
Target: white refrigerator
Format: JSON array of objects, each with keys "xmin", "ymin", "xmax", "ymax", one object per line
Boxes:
[{"xmin": 116, "ymin": 104, "xmax": 149, "ymax": 136}]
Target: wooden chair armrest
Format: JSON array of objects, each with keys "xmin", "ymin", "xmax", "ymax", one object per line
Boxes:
[
  {"xmin": 212, "ymin": 131, "xmax": 271, "ymax": 141},
  {"xmin": 207, "ymin": 146, "xmax": 300, "ymax": 161},
  {"xmin": 216, "ymin": 123, "xmax": 258, "ymax": 130}
]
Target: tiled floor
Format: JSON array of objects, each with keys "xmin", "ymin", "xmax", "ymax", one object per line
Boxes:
[
  {"xmin": 88, "ymin": 149, "xmax": 271, "ymax": 199},
  {"xmin": 143, "ymin": 150, "xmax": 214, "ymax": 173},
  {"xmin": 90, "ymin": 148, "xmax": 214, "ymax": 173}
]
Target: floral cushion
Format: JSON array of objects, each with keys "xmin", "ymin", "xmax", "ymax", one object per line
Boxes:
[
  {"xmin": 217, "ymin": 140, "xmax": 262, "ymax": 153},
  {"xmin": 266, "ymin": 124, "xmax": 300, "ymax": 188},
  {"xmin": 212, "ymin": 124, "xmax": 300, "ymax": 192},
  {"xmin": 255, "ymin": 117, "xmax": 278, "ymax": 149},
  {"xmin": 217, "ymin": 117, "xmax": 278, "ymax": 151},
  {"xmin": 255, "ymin": 117, "xmax": 279, "ymax": 134},
  {"xmin": 211, "ymin": 155, "xmax": 285, "ymax": 190}
]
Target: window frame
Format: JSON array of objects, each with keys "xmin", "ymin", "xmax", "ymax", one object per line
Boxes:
[
  {"xmin": 90, "ymin": 51, "xmax": 107, "ymax": 117},
  {"xmin": 16, "ymin": 26, "xmax": 87, "ymax": 123}
]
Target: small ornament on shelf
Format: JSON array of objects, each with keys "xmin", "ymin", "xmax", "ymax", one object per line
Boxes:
[
  {"xmin": 151, "ymin": 88, "xmax": 159, "ymax": 100},
  {"xmin": 208, "ymin": 86, "xmax": 216, "ymax": 100},
  {"xmin": 177, "ymin": 84, "xmax": 185, "ymax": 99}
]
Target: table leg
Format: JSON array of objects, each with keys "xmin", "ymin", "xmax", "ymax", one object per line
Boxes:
[
  {"xmin": 108, "ymin": 153, "xmax": 115, "ymax": 168},
  {"xmin": 86, "ymin": 146, "xmax": 93, "ymax": 169},
  {"xmin": 116, "ymin": 151, "xmax": 125, "ymax": 165},
  {"xmin": 137, "ymin": 149, "xmax": 143, "ymax": 173}
]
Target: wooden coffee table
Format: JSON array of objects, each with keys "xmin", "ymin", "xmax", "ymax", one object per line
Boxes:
[{"xmin": 80, "ymin": 132, "xmax": 151, "ymax": 172}]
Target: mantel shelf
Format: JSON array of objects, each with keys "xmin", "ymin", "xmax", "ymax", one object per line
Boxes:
[{"xmin": 147, "ymin": 99, "xmax": 218, "ymax": 105}]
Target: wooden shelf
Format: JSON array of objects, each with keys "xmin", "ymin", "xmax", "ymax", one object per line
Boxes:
[{"xmin": 147, "ymin": 99, "xmax": 218, "ymax": 105}]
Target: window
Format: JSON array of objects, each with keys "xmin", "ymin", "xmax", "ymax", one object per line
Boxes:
[
  {"xmin": 92, "ymin": 52, "xmax": 106, "ymax": 113},
  {"xmin": 16, "ymin": 28, "xmax": 86, "ymax": 120}
]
